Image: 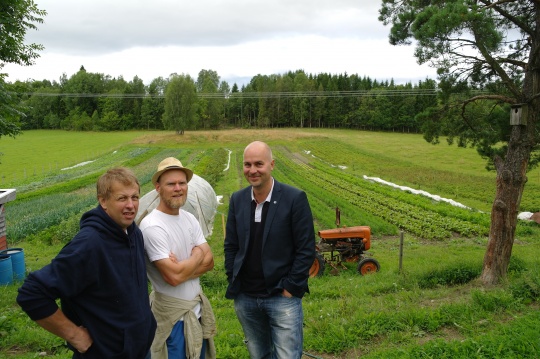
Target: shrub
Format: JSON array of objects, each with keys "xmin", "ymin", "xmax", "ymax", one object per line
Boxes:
[
  {"xmin": 418, "ymin": 262, "xmax": 482, "ymax": 289},
  {"xmin": 471, "ymin": 288, "xmax": 518, "ymax": 312},
  {"xmin": 507, "ymin": 255, "xmax": 528, "ymax": 274},
  {"xmin": 509, "ymin": 270, "xmax": 540, "ymax": 303}
]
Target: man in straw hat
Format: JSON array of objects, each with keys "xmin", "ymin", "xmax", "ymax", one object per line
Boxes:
[{"xmin": 140, "ymin": 157, "xmax": 216, "ymax": 359}]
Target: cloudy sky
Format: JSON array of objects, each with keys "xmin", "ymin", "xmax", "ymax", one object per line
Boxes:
[{"xmin": 4, "ymin": 0, "xmax": 438, "ymax": 87}]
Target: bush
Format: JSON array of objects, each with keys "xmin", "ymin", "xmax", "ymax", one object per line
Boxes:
[
  {"xmin": 509, "ymin": 270, "xmax": 540, "ymax": 303},
  {"xmin": 471, "ymin": 288, "xmax": 518, "ymax": 312},
  {"xmin": 418, "ymin": 262, "xmax": 482, "ymax": 289}
]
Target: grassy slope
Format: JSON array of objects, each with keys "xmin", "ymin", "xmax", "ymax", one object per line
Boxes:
[
  {"xmin": 0, "ymin": 130, "xmax": 158, "ymax": 187},
  {"xmin": 0, "ymin": 129, "xmax": 539, "ymax": 358}
]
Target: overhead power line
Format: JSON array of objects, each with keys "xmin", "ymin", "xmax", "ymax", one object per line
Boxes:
[{"xmin": 16, "ymin": 88, "xmax": 443, "ymax": 99}]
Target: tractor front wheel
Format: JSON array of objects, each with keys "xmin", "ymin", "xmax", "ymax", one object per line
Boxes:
[
  {"xmin": 357, "ymin": 258, "xmax": 380, "ymax": 275},
  {"xmin": 309, "ymin": 253, "xmax": 326, "ymax": 277}
]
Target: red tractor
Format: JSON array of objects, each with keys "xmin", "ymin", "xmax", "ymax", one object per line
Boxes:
[{"xmin": 309, "ymin": 208, "xmax": 380, "ymax": 277}]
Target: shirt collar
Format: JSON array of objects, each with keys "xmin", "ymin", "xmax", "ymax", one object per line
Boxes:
[{"xmin": 251, "ymin": 178, "xmax": 274, "ymax": 204}]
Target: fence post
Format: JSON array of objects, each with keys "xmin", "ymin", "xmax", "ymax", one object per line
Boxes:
[{"xmin": 398, "ymin": 231, "xmax": 404, "ymax": 274}]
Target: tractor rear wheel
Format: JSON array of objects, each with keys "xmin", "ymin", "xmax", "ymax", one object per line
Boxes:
[
  {"xmin": 357, "ymin": 258, "xmax": 380, "ymax": 275},
  {"xmin": 309, "ymin": 253, "xmax": 326, "ymax": 277}
]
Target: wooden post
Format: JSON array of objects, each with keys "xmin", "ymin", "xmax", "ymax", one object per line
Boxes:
[
  {"xmin": 222, "ymin": 213, "xmax": 226, "ymax": 240},
  {"xmin": 398, "ymin": 231, "xmax": 404, "ymax": 274}
]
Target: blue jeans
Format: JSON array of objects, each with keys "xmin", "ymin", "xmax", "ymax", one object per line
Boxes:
[
  {"xmin": 145, "ymin": 320, "xmax": 206, "ymax": 359},
  {"xmin": 234, "ymin": 293, "xmax": 304, "ymax": 359},
  {"xmin": 167, "ymin": 320, "xmax": 206, "ymax": 359}
]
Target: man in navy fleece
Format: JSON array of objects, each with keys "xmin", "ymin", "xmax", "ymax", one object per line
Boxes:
[{"xmin": 17, "ymin": 167, "xmax": 156, "ymax": 358}]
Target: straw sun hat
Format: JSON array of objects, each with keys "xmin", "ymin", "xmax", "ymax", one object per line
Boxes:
[{"xmin": 151, "ymin": 157, "xmax": 194, "ymax": 185}]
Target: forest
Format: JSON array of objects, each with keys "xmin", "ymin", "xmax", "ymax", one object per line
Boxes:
[{"xmin": 5, "ymin": 67, "xmax": 449, "ymax": 133}]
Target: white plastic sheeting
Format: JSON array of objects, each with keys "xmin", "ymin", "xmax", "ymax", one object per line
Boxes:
[
  {"xmin": 363, "ymin": 175, "xmax": 538, "ymax": 222},
  {"xmin": 363, "ymin": 175, "xmax": 472, "ymax": 209},
  {"xmin": 518, "ymin": 212, "xmax": 534, "ymax": 220},
  {"xmin": 135, "ymin": 174, "xmax": 218, "ymax": 238}
]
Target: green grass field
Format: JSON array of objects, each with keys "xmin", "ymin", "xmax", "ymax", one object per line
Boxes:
[{"xmin": 1, "ymin": 129, "xmax": 539, "ymax": 358}]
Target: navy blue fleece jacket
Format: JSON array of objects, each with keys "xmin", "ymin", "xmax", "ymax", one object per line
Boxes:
[{"xmin": 17, "ymin": 205, "xmax": 156, "ymax": 359}]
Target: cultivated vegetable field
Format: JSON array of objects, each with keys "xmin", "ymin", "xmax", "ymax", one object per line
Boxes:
[{"xmin": 1, "ymin": 129, "xmax": 540, "ymax": 358}]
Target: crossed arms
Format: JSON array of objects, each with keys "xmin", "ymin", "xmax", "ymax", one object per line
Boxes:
[{"xmin": 154, "ymin": 243, "xmax": 214, "ymax": 286}]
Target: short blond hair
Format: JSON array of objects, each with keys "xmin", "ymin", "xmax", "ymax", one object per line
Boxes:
[{"xmin": 97, "ymin": 167, "xmax": 140, "ymax": 200}]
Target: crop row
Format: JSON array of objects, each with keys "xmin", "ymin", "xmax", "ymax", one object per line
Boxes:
[
  {"xmin": 299, "ymin": 138, "xmax": 498, "ymax": 212},
  {"xmin": 272, "ymin": 149, "xmax": 392, "ymax": 232},
  {"xmin": 308, "ymin": 158, "xmax": 491, "ymax": 228},
  {"xmin": 274, "ymin": 149, "xmax": 488, "ymax": 240},
  {"xmin": 315, "ymin": 172, "xmax": 488, "ymax": 239},
  {"xmin": 7, "ymin": 192, "xmax": 96, "ymax": 242},
  {"xmin": 191, "ymin": 148, "xmax": 230, "ymax": 188},
  {"xmin": 6, "ymin": 148, "xmax": 199, "ymax": 243}
]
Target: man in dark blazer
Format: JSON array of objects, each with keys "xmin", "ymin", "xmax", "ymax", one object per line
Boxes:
[{"xmin": 224, "ymin": 141, "xmax": 315, "ymax": 359}]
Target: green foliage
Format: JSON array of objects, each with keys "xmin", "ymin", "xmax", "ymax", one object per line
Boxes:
[
  {"xmin": 471, "ymin": 288, "xmax": 518, "ymax": 312},
  {"xmin": 192, "ymin": 148, "xmax": 229, "ymax": 187},
  {"xmin": 196, "ymin": 69, "xmax": 224, "ymax": 129},
  {"xmin": 24, "ymin": 211, "xmax": 84, "ymax": 246},
  {"xmin": 0, "ymin": 78, "xmax": 23, "ymax": 140},
  {"xmin": 508, "ymin": 270, "xmax": 540, "ymax": 303},
  {"xmin": 61, "ymin": 69, "xmax": 106, "ymax": 119},
  {"xmin": 0, "ymin": 0, "xmax": 44, "ymax": 138},
  {"xmin": 10, "ymin": 68, "xmax": 443, "ymax": 135},
  {"xmin": 0, "ymin": 240, "xmax": 73, "ymax": 357},
  {"xmin": 274, "ymin": 149, "xmax": 489, "ymax": 239},
  {"xmin": 6, "ymin": 192, "xmax": 94, "ymax": 243},
  {"xmin": 0, "ymin": 0, "xmax": 46, "ymax": 66},
  {"xmin": 298, "ymin": 134, "xmax": 498, "ymax": 212},
  {"xmin": 365, "ymin": 310, "xmax": 540, "ymax": 358},
  {"xmin": 379, "ymin": 0, "xmax": 539, "ymax": 172},
  {"xmin": 163, "ymin": 74, "xmax": 198, "ymax": 133},
  {"xmin": 417, "ymin": 262, "xmax": 482, "ymax": 289},
  {"xmin": 507, "ymin": 255, "xmax": 528, "ymax": 274},
  {"xmin": 14, "ymin": 172, "xmax": 101, "ymax": 202}
]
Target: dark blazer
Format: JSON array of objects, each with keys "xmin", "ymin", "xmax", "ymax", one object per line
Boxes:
[{"xmin": 224, "ymin": 179, "xmax": 315, "ymax": 299}]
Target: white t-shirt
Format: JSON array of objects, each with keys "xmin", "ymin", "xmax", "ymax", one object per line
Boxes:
[{"xmin": 140, "ymin": 208, "xmax": 207, "ymax": 316}]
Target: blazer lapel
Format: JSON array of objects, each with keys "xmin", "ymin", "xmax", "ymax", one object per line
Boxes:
[
  {"xmin": 263, "ymin": 180, "xmax": 281, "ymax": 245},
  {"xmin": 242, "ymin": 188, "xmax": 252, "ymax": 244}
]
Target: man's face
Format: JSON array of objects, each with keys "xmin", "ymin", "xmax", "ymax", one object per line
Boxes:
[
  {"xmin": 156, "ymin": 169, "xmax": 188, "ymax": 211},
  {"xmin": 243, "ymin": 145, "xmax": 274, "ymax": 190},
  {"xmin": 99, "ymin": 181, "xmax": 140, "ymax": 230}
]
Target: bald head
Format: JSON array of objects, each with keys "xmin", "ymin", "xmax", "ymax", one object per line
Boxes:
[
  {"xmin": 244, "ymin": 141, "xmax": 273, "ymax": 162},
  {"xmin": 243, "ymin": 141, "xmax": 274, "ymax": 192}
]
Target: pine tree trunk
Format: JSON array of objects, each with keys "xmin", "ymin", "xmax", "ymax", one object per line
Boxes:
[
  {"xmin": 480, "ymin": 125, "xmax": 528, "ymax": 284},
  {"xmin": 481, "ymin": 25, "xmax": 540, "ymax": 284}
]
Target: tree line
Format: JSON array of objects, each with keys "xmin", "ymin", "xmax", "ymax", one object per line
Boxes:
[{"xmin": 5, "ymin": 66, "xmax": 441, "ymax": 133}]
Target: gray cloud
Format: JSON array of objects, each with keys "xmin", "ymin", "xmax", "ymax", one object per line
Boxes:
[
  {"xmin": 5, "ymin": 0, "xmax": 437, "ymax": 85},
  {"xmin": 30, "ymin": 0, "xmax": 386, "ymax": 55}
]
